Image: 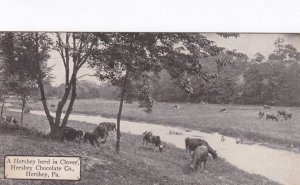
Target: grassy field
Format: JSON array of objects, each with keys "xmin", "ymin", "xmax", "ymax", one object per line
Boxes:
[
  {"xmin": 24, "ymin": 98, "xmax": 300, "ymax": 151},
  {"xmin": 0, "ymin": 112, "xmax": 279, "ymax": 185}
]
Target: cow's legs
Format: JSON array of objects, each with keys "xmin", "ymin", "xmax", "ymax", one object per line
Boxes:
[
  {"xmin": 196, "ymin": 160, "xmax": 199, "ymax": 172},
  {"xmin": 89, "ymin": 138, "xmax": 95, "ymax": 146},
  {"xmin": 94, "ymin": 139, "xmax": 100, "ymax": 147}
]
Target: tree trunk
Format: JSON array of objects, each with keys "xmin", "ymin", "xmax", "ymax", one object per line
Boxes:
[
  {"xmin": 61, "ymin": 78, "xmax": 77, "ymax": 129},
  {"xmin": 20, "ymin": 99, "xmax": 25, "ymax": 127},
  {"xmin": 116, "ymin": 74, "xmax": 128, "ymax": 153},
  {"xmin": 116, "ymin": 87, "xmax": 126, "ymax": 153},
  {"xmin": 51, "ymin": 79, "xmax": 77, "ymax": 140},
  {"xmin": 53, "ymin": 75, "xmax": 75, "ymax": 130},
  {"xmin": 1, "ymin": 95, "xmax": 6, "ymax": 118},
  {"xmin": 35, "ymin": 32, "xmax": 54, "ymax": 128},
  {"xmin": 50, "ymin": 125, "xmax": 64, "ymax": 140}
]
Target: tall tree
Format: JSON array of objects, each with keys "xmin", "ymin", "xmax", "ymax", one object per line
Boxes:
[
  {"xmin": 269, "ymin": 38, "xmax": 300, "ymax": 61},
  {"xmin": 90, "ymin": 33, "xmax": 238, "ymax": 153},
  {"xmin": 46, "ymin": 33, "xmax": 109, "ymax": 138},
  {"xmin": 0, "ymin": 32, "xmax": 15, "ymax": 117},
  {"xmin": 0, "ymin": 32, "xmax": 53, "ymax": 127}
]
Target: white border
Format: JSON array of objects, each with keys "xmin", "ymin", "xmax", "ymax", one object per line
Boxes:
[{"xmin": 0, "ymin": 0, "xmax": 299, "ymax": 32}]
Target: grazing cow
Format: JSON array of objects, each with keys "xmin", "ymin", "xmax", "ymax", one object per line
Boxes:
[
  {"xmin": 266, "ymin": 114, "xmax": 278, "ymax": 121},
  {"xmin": 169, "ymin": 130, "xmax": 182, "ymax": 135},
  {"xmin": 63, "ymin": 127, "xmax": 84, "ymax": 142},
  {"xmin": 94, "ymin": 125, "xmax": 109, "ymax": 143},
  {"xmin": 258, "ymin": 111, "xmax": 265, "ymax": 119},
  {"xmin": 99, "ymin": 122, "xmax": 116, "ymax": 131},
  {"xmin": 236, "ymin": 137, "xmax": 244, "ymax": 144},
  {"xmin": 221, "ymin": 135, "xmax": 225, "ymax": 142},
  {"xmin": 143, "ymin": 131, "xmax": 165, "ymax": 152},
  {"xmin": 263, "ymin": 105, "xmax": 271, "ymax": 109},
  {"xmin": 50, "ymin": 104, "xmax": 56, "ymax": 109},
  {"xmin": 2, "ymin": 116, "xmax": 18, "ymax": 125},
  {"xmin": 190, "ymin": 145, "xmax": 209, "ymax": 171},
  {"xmin": 185, "ymin": 137, "xmax": 217, "ymax": 159},
  {"xmin": 171, "ymin": 104, "xmax": 180, "ymax": 110},
  {"xmin": 83, "ymin": 125, "xmax": 109, "ymax": 147},
  {"xmin": 219, "ymin": 108, "xmax": 226, "ymax": 113},
  {"xmin": 277, "ymin": 110, "xmax": 287, "ymax": 118},
  {"xmin": 83, "ymin": 131, "xmax": 101, "ymax": 147},
  {"xmin": 285, "ymin": 113, "xmax": 292, "ymax": 120}
]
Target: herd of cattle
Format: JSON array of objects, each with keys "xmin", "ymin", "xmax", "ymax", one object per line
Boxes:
[
  {"xmin": 63, "ymin": 124, "xmax": 218, "ymax": 172},
  {"xmin": 258, "ymin": 109, "xmax": 293, "ymax": 121},
  {"xmin": 1, "ymin": 113, "xmax": 218, "ymax": 171},
  {"xmin": 63, "ymin": 122, "xmax": 116, "ymax": 147}
]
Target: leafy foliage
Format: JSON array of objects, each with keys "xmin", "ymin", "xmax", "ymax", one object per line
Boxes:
[{"xmin": 268, "ymin": 38, "xmax": 300, "ymax": 61}]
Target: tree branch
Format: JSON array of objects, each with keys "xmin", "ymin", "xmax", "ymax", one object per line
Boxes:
[
  {"xmin": 76, "ymin": 39, "xmax": 97, "ymax": 71},
  {"xmin": 56, "ymin": 33, "xmax": 66, "ymax": 68}
]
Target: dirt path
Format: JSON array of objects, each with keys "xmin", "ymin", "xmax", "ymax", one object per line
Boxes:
[{"xmin": 8, "ymin": 108, "xmax": 300, "ymax": 185}]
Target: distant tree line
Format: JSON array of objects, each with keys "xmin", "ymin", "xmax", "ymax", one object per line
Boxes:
[
  {"xmin": 46, "ymin": 81, "xmax": 118, "ymax": 100},
  {"xmin": 151, "ymin": 38, "xmax": 300, "ymax": 106}
]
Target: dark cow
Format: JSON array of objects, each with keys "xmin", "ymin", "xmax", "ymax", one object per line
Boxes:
[
  {"xmin": 277, "ymin": 110, "xmax": 287, "ymax": 118},
  {"xmin": 2, "ymin": 116, "xmax": 18, "ymax": 125},
  {"xmin": 219, "ymin": 108, "xmax": 226, "ymax": 113},
  {"xmin": 50, "ymin": 104, "xmax": 56, "ymax": 109},
  {"xmin": 83, "ymin": 131, "xmax": 101, "ymax": 147},
  {"xmin": 83, "ymin": 125, "xmax": 108, "ymax": 147},
  {"xmin": 185, "ymin": 137, "xmax": 217, "ymax": 159},
  {"xmin": 94, "ymin": 124, "xmax": 109, "ymax": 142},
  {"xmin": 221, "ymin": 135, "xmax": 225, "ymax": 142},
  {"xmin": 171, "ymin": 104, "xmax": 180, "ymax": 110},
  {"xmin": 169, "ymin": 130, "xmax": 182, "ymax": 135},
  {"xmin": 99, "ymin": 122, "xmax": 116, "ymax": 131},
  {"xmin": 258, "ymin": 111, "xmax": 265, "ymax": 119},
  {"xmin": 143, "ymin": 131, "xmax": 165, "ymax": 152},
  {"xmin": 266, "ymin": 114, "xmax": 278, "ymax": 121},
  {"xmin": 285, "ymin": 113, "xmax": 292, "ymax": 120},
  {"xmin": 190, "ymin": 145, "xmax": 209, "ymax": 171},
  {"xmin": 63, "ymin": 127, "xmax": 84, "ymax": 142}
]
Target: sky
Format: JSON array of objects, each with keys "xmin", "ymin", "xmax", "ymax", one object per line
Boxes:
[{"xmin": 49, "ymin": 33, "xmax": 300, "ymax": 86}]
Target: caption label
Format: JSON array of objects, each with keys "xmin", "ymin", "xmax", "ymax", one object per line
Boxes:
[{"xmin": 4, "ymin": 156, "xmax": 80, "ymax": 180}]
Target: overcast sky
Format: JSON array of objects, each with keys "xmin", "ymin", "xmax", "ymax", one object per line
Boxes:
[{"xmin": 49, "ymin": 33, "xmax": 300, "ymax": 86}]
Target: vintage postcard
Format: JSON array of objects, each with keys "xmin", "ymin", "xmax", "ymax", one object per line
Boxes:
[
  {"xmin": 0, "ymin": 1, "xmax": 300, "ymax": 184},
  {"xmin": 1, "ymin": 32, "xmax": 300, "ymax": 185}
]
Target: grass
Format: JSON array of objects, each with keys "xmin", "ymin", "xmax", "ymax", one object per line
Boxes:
[
  {"xmin": 23, "ymin": 98, "xmax": 300, "ymax": 151},
  {"xmin": 0, "ymin": 112, "xmax": 279, "ymax": 185}
]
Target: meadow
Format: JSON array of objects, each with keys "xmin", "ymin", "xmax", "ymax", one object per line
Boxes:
[
  {"xmin": 25, "ymin": 98, "xmax": 300, "ymax": 151},
  {"xmin": 0, "ymin": 112, "xmax": 279, "ymax": 185}
]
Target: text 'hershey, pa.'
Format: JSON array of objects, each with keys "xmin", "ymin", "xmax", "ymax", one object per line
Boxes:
[{"xmin": 4, "ymin": 156, "xmax": 80, "ymax": 180}]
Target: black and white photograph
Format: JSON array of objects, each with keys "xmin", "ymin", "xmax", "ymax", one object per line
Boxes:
[
  {"xmin": 1, "ymin": 32, "xmax": 300, "ymax": 185},
  {"xmin": 1, "ymin": 1, "xmax": 300, "ymax": 185}
]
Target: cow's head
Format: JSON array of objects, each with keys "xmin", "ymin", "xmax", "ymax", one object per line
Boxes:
[
  {"xmin": 211, "ymin": 150, "xmax": 218, "ymax": 159},
  {"xmin": 77, "ymin": 130, "xmax": 84, "ymax": 140},
  {"xmin": 158, "ymin": 144, "xmax": 166, "ymax": 152},
  {"xmin": 100, "ymin": 138, "xmax": 106, "ymax": 144},
  {"xmin": 12, "ymin": 118, "xmax": 18, "ymax": 125}
]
